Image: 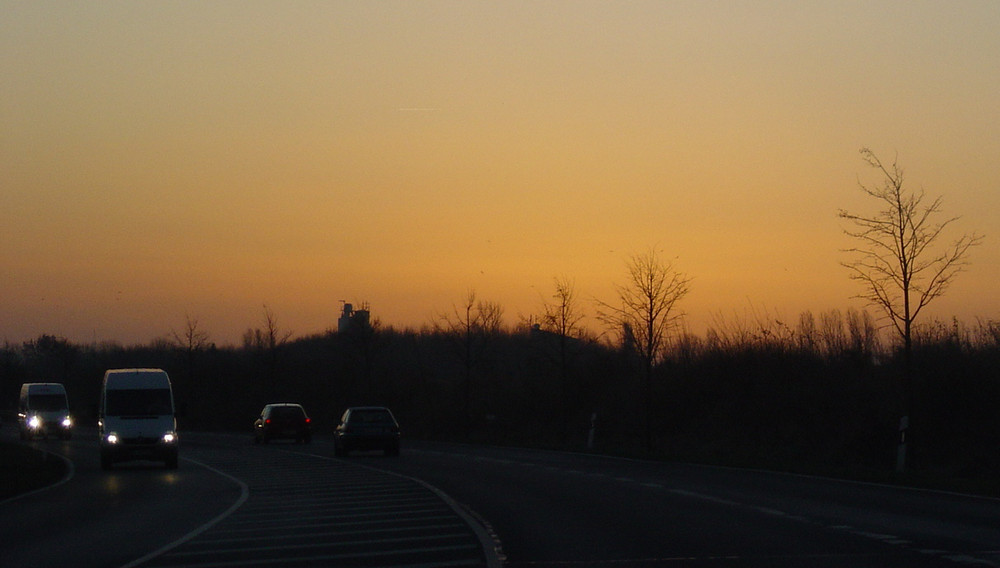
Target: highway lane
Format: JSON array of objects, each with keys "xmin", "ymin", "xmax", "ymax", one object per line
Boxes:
[
  {"xmin": 1, "ymin": 428, "xmax": 498, "ymax": 568},
  {"xmin": 308, "ymin": 440, "xmax": 1000, "ymax": 568},
  {"xmin": 0, "ymin": 428, "xmax": 242, "ymax": 568},
  {"xmin": 139, "ymin": 431, "xmax": 497, "ymax": 567}
]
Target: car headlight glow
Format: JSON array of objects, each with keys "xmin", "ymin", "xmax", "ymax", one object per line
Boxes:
[
  {"xmin": 28, "ymin": 416, "xmax": 42, "ymax": 430},
  {"xmin": 62, "ymin": 416, "xmax": 73, "ymax": 428},
  {"xmin": 162, "ymin": 432, "xmax": 177, "ymax": 444},
  {"xmin": 106, "ymin": 433, "xmax": 119, "ymax": 444}
]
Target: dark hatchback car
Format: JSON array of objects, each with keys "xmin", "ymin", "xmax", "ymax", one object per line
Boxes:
[
  {"xmin": 254, "ymin": 403, "xmax": 312, "ymax": 444},
  {"xmin": 334, "ymin": 406, "xmax": 400, "ymax": 456}
]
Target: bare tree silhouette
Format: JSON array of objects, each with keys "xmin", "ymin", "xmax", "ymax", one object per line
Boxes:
[
  {"xmin": 169, "ymin": 315, "xmax": 211, "ymax": 413},
  {"xmin": 839, "ymin": 147, "xmax": 982, "ymax": 470},
  {"xmin": 539, "ymin": 276, "xmax": 586, "ymax": 429},
  {"xmin": 597, "ymin": 248, "xmax": 691, "ymax": 452},
  {"xmin": 243, "ymin": 305, "xmax": 294, "ymax": 400},
  {"xmin": 170, "ymin": 315, "xmax": 211, "ymax": 364},
  {"xmin": 436, "ymin": 290, "xmax": 504, "ymax": 426},
  {"xmin": 839, "ymin": 148, "xmax": 982, "ymax": 358}
]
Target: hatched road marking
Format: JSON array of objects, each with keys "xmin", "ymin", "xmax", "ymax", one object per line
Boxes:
[{"xmin": 130, "ymin": 445, "xmax": 494, "ymax": 568}]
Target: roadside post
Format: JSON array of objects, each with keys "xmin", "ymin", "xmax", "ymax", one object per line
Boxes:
[
  {"xmin": 587, "ymin": 413, "xmax": 597, "ymax": 450},
  {"xmin": 896, "ymin": 415, "xmax": 908, "ymax": 473}
]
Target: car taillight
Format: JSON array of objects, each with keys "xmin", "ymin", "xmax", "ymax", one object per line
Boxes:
[
  {"xmin": 305, "ymin": 417, "xmax": 311, "ymax": 424},
  {"xmin": 265, "ymin": 418, "xmax": 271, "ymax": 424}
]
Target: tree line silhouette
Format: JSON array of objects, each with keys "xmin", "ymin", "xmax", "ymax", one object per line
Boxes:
[{"xmin": 3, "ymin": 307, "xmax": 998, "ymax": 485}]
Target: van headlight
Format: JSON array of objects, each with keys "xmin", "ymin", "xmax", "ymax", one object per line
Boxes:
[
  {"xmin": 28, "ymin": 416, "xmax": 42, "ymax": 430},
  {"xmin": 106, "ymin": 433, "xmax": 119, "ymax": 445},
  {"xmin": 162, "ymin": 432, "xmax": 177, "ymax": 444},
  {"xmin": 62, "ymin": 416, "xmax": 73, "ymax": 428}
]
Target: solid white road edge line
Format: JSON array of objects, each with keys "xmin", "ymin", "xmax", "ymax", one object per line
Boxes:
[{"xmin": 118, "ymin": 458, "xmax": 250, "ymax": 568}]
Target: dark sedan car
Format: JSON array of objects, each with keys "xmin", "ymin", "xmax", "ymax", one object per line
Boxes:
[
  {"xmin": 334, "ymin": 406, "xmax": 400, "ymax": 456},
  {"xmin": 254, "ymin": 403, "xmax": 312, "ymax": 444}
]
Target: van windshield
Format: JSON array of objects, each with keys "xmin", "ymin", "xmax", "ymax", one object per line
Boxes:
[
  {"xmin": 28, "ymin": 394, "xmax": 68, "ymax": 411},
  {"xmin": 106, "ymin": 388, "xmax": 172, "ymax": 416}
]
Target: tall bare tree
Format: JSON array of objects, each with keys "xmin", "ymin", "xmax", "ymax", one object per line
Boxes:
[
  {"xmin": 170, "ymin": 315, "xmax": 211, "ymax": 359},
  {"xmin": 435, "ymin": 290, "xmax": 505, "ymax": 425},
  {"xmin": 541, "ymin": 277, "xmax": 585, "ymax": 341},
  {"xmin": 243, "ymin": 305, "xmax": 294, "ymax": 400},
  {"xmin": 839, "ymin": 148, "xmax": 982, "ymax": 358},
  {"xmin": 539, "ymin": 276, "xmax": 586, "ymax": 423},
  {"xmin": 597, "ymin": 248, "xmax": 691, "ymax": 452},
  {"xmin": 839, "ymin": 147, "xmax": 982, "ymax": 471},
  {"xmin": 170, "ymin": 315, "xmax": 211, "ymax": 409}
]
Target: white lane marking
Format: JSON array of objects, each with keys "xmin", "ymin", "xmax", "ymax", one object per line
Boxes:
[
  {"xmin": 118, "ymin": 458, "xmax": 250, "ymax": 568},
  {"xmin": 218, "ymin": 506, "xmax": 449, "ymax": 528},
  {"xmin": 166, "ymin": 532, "xmax": 475, "ymax": 557},
  {"xmin": 190, "ymin": 522, "xmax": 468, "ymax": 545},
  {"xmin": 941, "ymin": 554, "xmax": 998, "ymax": 566},
  {"xmin": 200, "ymin": 514, "xmax": 462, "ymax": 536},
  {"xmin": 148, "ymin": 544, "xmax": 482, "ymax": 568},
  {"xmin": 667, "ymin": 488, "xmax": 741, "ymax": 507}
]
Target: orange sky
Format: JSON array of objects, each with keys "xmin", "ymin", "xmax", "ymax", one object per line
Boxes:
[{"xmin": 3, "ymin": 2, "xmax": 998, "ymax": 346}]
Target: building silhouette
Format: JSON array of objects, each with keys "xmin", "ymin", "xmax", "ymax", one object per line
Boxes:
[{"xmin": 338, "ymin": 303, "xmax": 370, "ymax": 334}]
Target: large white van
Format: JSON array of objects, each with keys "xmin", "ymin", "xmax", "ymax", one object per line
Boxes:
[
  {"xmin": 18, "ymin": 382, "xmax": 73, "ymax": 440},
  {"xmin": 98, "ymin": 368, "xmax": 179, "ymax": 470}
]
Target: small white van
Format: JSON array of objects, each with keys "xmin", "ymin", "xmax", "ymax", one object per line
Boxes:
[
  {"xmin": 98, "ymin": 368, "xmax": 179, "ymax": 470},
  {"xmin": 18, "ymin": 382, "xmax": 73, "ymax": 440}
]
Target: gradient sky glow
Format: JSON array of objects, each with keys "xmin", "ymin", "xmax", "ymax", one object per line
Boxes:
[{"xmin": 3, "ymin": 2, "xmax": 998, "ymax": 346}]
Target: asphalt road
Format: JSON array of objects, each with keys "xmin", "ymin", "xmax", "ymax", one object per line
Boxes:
[
  {"xmin": 309, "ymin": 440, "xmax": 1000, "ymax": 568},
  {"xmin": 0, "ymin": 428, "xmax": 496, "ymax": 568},
  {"xmin": 0, "ymin": 429, "xmax": 240, "ymax": 568},
  {"xmin": 5, "ymin": 428, "xmax": 1000, "ymax": 567}
]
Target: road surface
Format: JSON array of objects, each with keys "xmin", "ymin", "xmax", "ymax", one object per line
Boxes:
[
  {"xmin": 0, "ymin": 428, "xmax": 496, "ymax": 567},
  {"xmin": 4, "ymin": 427, "xmax": 1000, "ymax": 567},
  {"xmin": 304, "ymin": 440, "xmax": 1000, "ymax": 567}
]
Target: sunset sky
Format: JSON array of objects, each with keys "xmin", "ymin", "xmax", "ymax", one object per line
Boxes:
[{"xmin": 3, "ymin": 1, "xmax": 998, "ymax": 346}]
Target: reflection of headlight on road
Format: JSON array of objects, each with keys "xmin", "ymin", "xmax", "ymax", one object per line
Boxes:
[
  {"xmin": 62, "ymin": 416, "xmax": 72, "ymax": 428},
  {"xmin": 28, "ymin": 416, "xmax": 42, "ymax": 429},
  {"xmin": 162, "ymin": 432, "xmax": 177, "ymax": 444},
  {"xmin": 106, "ymin": 433, "xmax": 119, "ymax": 444}
]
